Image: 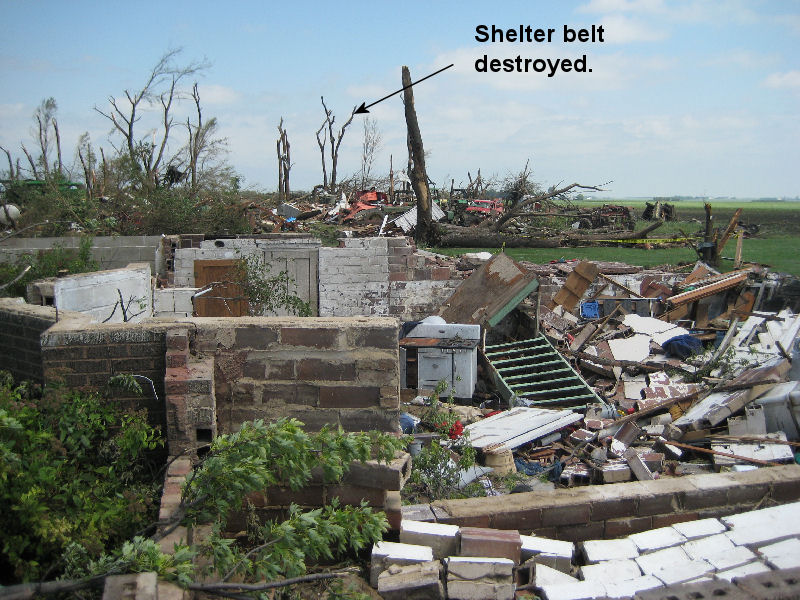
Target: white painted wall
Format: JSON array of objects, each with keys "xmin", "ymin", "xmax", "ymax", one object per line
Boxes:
[{"xmin": 53, "ymin": 263, "xmax": 152, "ymax": 324}]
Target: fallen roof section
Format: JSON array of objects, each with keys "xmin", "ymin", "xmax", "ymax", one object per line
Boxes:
[
  {"xmin": 437, "ymin": 252, "xmax": 538, "ymax": 328},
  {"xmin": 464, "ymin": 406, "xmax": 583, "ymax": 452}
]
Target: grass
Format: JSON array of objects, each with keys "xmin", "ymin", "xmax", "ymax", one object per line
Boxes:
[{"xmin": 432, "ymin": 200, "xmax": 800, "ymax": 276}]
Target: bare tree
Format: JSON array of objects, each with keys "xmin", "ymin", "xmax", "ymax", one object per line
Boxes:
[
  {"xmin": 0, "ymin": 145, "xmax": 20, "ymax": 181},
  {"xmin": 315, "ymin": 97, "xmax": 355, "ymax": 194},
  {"xmin": 32, "ymin": 98, "xmax": 62, "ymax": 178},
  {"xmin": 360, "ymin": 117, "xmax": 382, "ymax": 189},
  {"xmin": 94, "ymin": 48, "xmax": 207, "ymax": 190},
  {"xmin": 183, "ymin": 83, "xmax": 229, "ymax": 197},
  {"xmin": 276, "ymin": 118, "xmax": 291, "ymax": 201},
  {"xmin": 401, "ymin": 66, "xmax": 433, "ymax": 244},
  {"xmin": 77, "ymin": 133, "xmax": 96, "ymax": 202}
]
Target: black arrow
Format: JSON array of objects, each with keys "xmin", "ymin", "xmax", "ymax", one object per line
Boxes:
[{"xmin": 354, "ymin": 63, "xmax": 454, "ymax": 114}]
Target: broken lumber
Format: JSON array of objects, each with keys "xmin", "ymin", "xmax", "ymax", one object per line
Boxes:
[
  {"xmin": 662, "ymin": 440, "xmax": 781, "ymax": 466},
  {"xmin": 609, "ymin": 390, "xmax": 704, "ymax": 427}
]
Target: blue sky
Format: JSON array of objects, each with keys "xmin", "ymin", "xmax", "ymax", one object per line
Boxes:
[{"xmin": 1, "ymin": 0, "xmax": 799, "ymax": 197}]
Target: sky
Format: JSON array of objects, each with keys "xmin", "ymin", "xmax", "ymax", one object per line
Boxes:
[{"xmin": 1, "ymin": 0, "xmax": 799, "ymax": 198}]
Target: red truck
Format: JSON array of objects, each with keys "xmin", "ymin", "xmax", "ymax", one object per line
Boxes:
[{"xmin": 465, "ymin": 199, "xmax": 504, "ymax": 216}]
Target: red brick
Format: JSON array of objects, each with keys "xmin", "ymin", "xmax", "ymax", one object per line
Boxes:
[
  {"xmin": 266, "ymin": 485, "xmax": 326, "ymax": 507},
  {"xmin": 166, "ymin": 379, "xmax": 189, "ymax": 395},
  {"xmin": 242, "ymin": 360, "xmax": 266, "ymax": 379},
  {"xmin": 166, "ymin": 331, "xmax": 188, "ymax": 351},
  {"xmin": 389, "ymin": 272, "xmax": 407, "ymax": 281},
  {"xmin": 541, "ymin": 503, "xmax": 591, "ymax": 527},
  {"xmin": 604, "ymin": 516, "xmax": 652, "ymax": 538},
  {"xmin": 771, "ymin": 479, "xmax": 800, "ymax": 502},
  {"xmin": 326, "ymin": 484, "xmax": 386, "ymax": 507},
  {"xmin": 491, "ymin": 507, "xmax": 543, "ymax": 532},
  {"xmin": 591, "ymin": 497, "xmax": 637, "ymax": 521},
  {"xmin": 432, "ymin": 267, "xmax": 451, "ymax": 281},
  {"xmin": 166, "ymin": 353, "xmax": 187, "ymax": 368},
  {"xmin": 651, "ymin": 512, "xmax": 699, "ymax": 528},
  {"xmin": 281, "ymin": 327, "xmax": 337, "ymax": 349},
  {"xmin": 234, "ymin": 326, "xmax": 278, "ymax": 349},
  {"xmin": 319, "ymin": 386, "xmax": 380, "ymax": 408},
  {"xmin": 297, "ymin": 359, "xmax": 356, "ymax": 382},
  {"xmin": 459, "ymin": 527, "xmax": 522, "ymax": 563},
  {"xmin": 265, "ymin": 360, "xmax": 295, "ymax": 380},
  {"xmin": 556, "ymin": 521, "xmax": 607, "ymax": 542}
]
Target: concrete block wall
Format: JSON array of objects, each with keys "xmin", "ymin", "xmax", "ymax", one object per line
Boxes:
[
  {"xmin": 0, "ymin": 235, "xmax": 162, "ymax": 271},
  {"xmin": 153, "ymin": 288, "xmax": 196, "ymax": 318},
  {"xmin": 407, "ymin": 465, "xmax": 800, "ymax": 542},
  {"xmin": 0, "ymin": 298, "xmax": 86, "ymax": 383},
  {"xmin": 48, "ymin": 263, "xmax": 152, "ymax": 323},
  {"xmin": 192, "ymin": 316, "xmax": 401, "ymax": 435},
  {"xmin": 319, "ymin": 237, "xmax": 461, "ymax": 321}
]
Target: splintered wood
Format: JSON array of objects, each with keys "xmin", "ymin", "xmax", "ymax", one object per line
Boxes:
[{"xmin": 547, "ymin": 261, "xmax": 599, "ymax": 312}]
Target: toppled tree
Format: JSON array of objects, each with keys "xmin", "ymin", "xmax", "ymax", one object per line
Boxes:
[{"xmin": 402, "ymin": 65, "xmax": 434, "ymax": 245}]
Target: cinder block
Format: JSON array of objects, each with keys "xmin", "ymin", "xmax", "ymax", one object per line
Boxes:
[
  {"xmin": 400, "ymin": 520, "xmax": 459, "ymax": 559},
  {"xmin": 534, "ymin": 563, "xmax": 579, "ymax": 586},
  {"xmin": 635, "ymin": 546, "xmax": 691, "ymax": 575},
  {"xmin": 671, "ymin": 517, "xmax": 727, "ymax": 540},
  {"xmin": 703, "ymin": 545, "xmax": 758, "ymax": 571},
  {"xmin": 579, "ymin": 558, "xmax": 642, "ymax": 584},
  {"xmin": 733, "ymin": 565, "xmax": 800, "ymax": 599},
  {"xmin": 446, "ymin": 557, "xmax": 514, "ymax": 600},
  {"xmin": 103, "ymin": 572, "xmax": 157, "ymax": 599},
  {"xmin": 520, "ymin": 535, "xmax": 574, "ymax": 563},
  {"xmin": 757, "ymin": 538, "xmax": 800, "ymax": 570},
  {"xmin": 722, "ymin": 501, "xmax": 800, "ymax": 548},
  {"xmin": 603, "ymin": 575, "xmax": 663, "ymax": 599},
  {"xmin": 581, "ymin": 538, "xmax": 639, "ymax": 564},
  {"xmin": 682, "ymin": 533, "xmax": 736, "ymax": 562},
  {"xmin": 538, "ymin": 580, "xmax": 605, "ymax": 600},
  {"xmin": 651, "ymin": 559, "xmax": 714, "ymax": 587},
  {"xmin": 714, "ymin": 559, "xmax": 770, "ymax": 581},
  {"xmin": 629, "ymin": 526, "xmax": 687, "ymax": 553},
  {"xmin": 377, "ymin": 561, "xmax": 444, "ymax": 600},
  {"xmin": 458, "ymin": 527, "xmax": 522, "ymax": 563},
  {"xmin": 370, "ymin": 541, "xmax": 434, "ymax": 588}
]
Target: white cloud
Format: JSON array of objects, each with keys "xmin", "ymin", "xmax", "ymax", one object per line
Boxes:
[
  {"xmin": 579, "ymin": 0, "xmax": 664, "ymax": 14},
  {"xmin": 598, "ymin": 14, "xmax": 668, "ymax": 43},
  {"xmin": 702, "ymin": 50, "xmax": 777, "ymax": 70},
  {"xmin": 763, "ymin": 70, "xmax": 800, "ymax": 89},
  {"xmin": 198, "ymin": 84, "xmax": 240, "ymax": 105}
]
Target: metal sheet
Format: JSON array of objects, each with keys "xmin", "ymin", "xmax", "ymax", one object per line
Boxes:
[{"xmin": 464, "ymin": 406, "xmax": 583, "ymax": 451}]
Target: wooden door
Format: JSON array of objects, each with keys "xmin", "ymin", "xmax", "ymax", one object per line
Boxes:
[{"xmin": 193, "ymin": 259, "xmax": 249, "ymax": 317}]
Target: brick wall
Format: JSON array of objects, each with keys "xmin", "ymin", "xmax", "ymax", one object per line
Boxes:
[
  {"xmin": 186, "ymin": 317, "xmax": 401, "ymax": 442},
  {"xmin": 411, "ymin": 465, "xmax": 800, "ymax": 542},
  {"xmin": 41, "ymin": 320, "xmax": 170, "ymax": 432},
  {"xmin": 0, "ymin": 298, "xmax": 87, "ymax": 383},
  {"xmin": 319, "ymin": 237, "xmax": 461, "ymax": 321}
]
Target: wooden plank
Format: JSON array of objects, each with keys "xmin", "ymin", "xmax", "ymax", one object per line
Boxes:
[
  {"xmin": 547, "ymin": 261, "xmax": 599, "ymax": 312},
  {"xmin": 193, "ymin": 259, "xmax": 249, "ymax": 317}
]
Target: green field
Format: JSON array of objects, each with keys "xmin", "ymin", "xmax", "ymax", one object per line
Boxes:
[{"xmin": 433, "ymin": 200, "xmax": 800, "ymax": 276}]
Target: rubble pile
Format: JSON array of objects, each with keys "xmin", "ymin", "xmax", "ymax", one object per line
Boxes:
[{"xmin": 401, "ymin": 253, "xmax": 800, "ymax": 497}]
